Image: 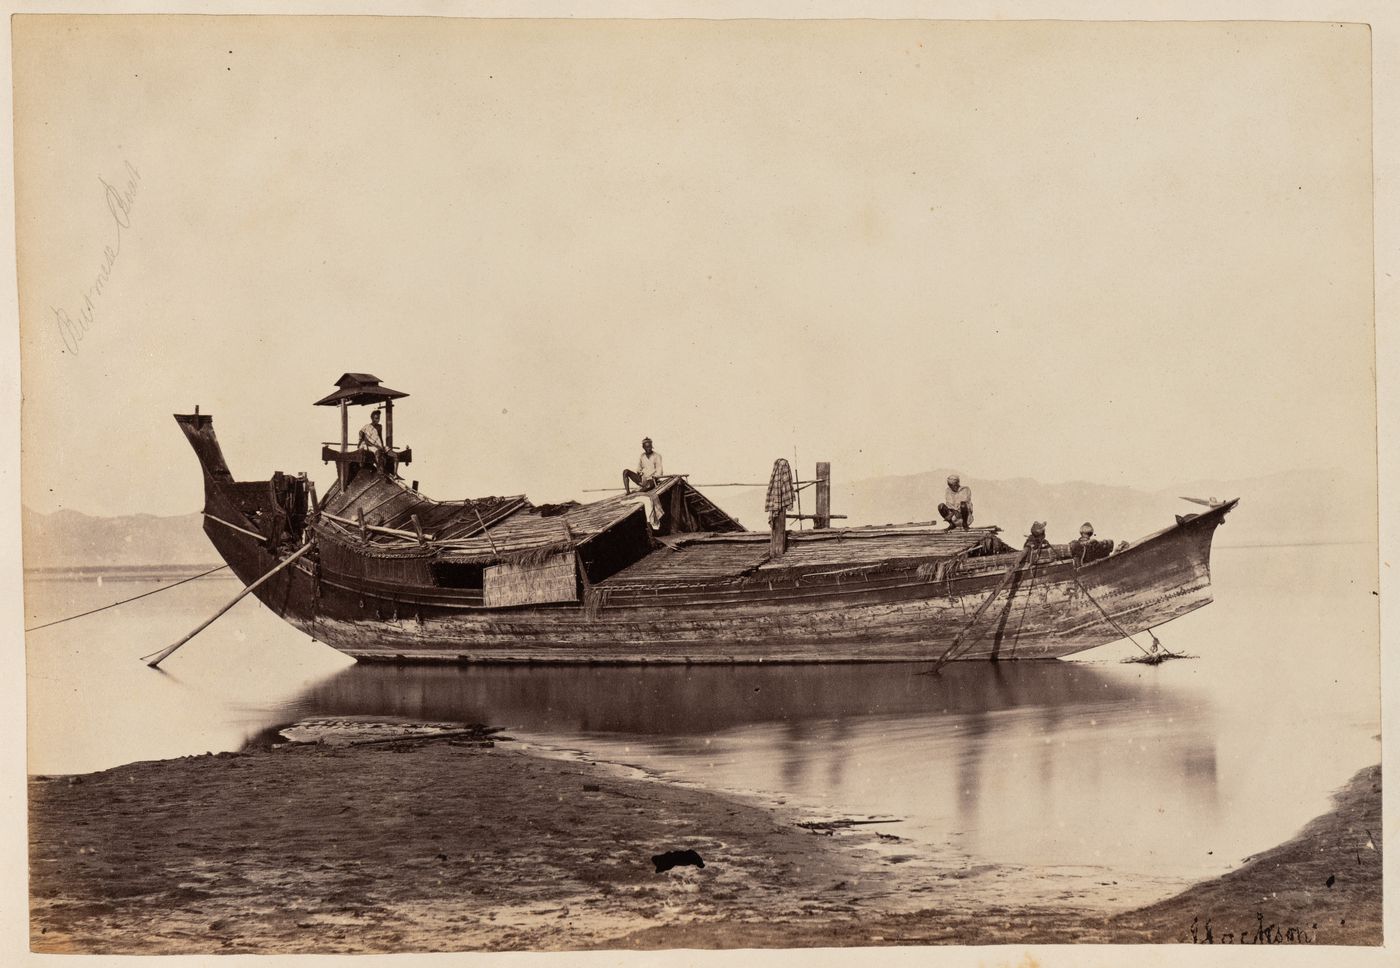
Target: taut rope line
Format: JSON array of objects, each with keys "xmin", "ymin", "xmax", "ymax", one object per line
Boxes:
[
  {"xmin": 1070, "ymin": 571, "xmax": 1158, "ymax": 658},
  {"xmin": 25, "ymin": 564, "xmax": 230, "ymax": 633}
]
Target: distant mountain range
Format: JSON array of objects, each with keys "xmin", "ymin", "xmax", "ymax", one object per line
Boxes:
[
  {"xmin": 831, "ymin": 467, "xmax": 1371, "ymax": 549},
  {"xmin": 22, "ymin": 508, "xmax": 214, "ymax": 570},
  {"xmin": 21, "ymin": 466, "xmax": 1372, "ymax": 570},
  {"xmin": 672, "ymin": 466, "xmax": 1371, "ymax": 549}
]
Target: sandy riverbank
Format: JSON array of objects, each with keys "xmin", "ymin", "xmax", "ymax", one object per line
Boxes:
[{"xmin": 28, "ymin": 731, "xmax": 1381, "ymax": 953}]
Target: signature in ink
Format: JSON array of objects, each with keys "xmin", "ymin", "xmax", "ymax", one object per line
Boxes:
[
  {"xmin": 1191, "ymin": 913, "xmax": 1317, "ymax": 944},
  {"xmin": 52, "ymin": 160, "xmax": 142, "ymax": 355}
]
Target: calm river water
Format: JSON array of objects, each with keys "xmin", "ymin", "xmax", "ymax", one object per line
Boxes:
[{"xmin": 25, "ymin": 544, "xmax": 1379, "ymax": 907}]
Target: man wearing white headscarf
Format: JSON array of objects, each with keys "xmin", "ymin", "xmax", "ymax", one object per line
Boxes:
[
  {"xmin": 623, "ymin": 437, "xmax": 663, "ymax": 494},
  {"xmin": 938, "ymin": 474, "xmax": 973, "ymax": 530}
]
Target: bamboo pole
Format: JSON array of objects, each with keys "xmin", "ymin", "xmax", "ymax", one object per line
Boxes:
[
  {"xmin": 203, "ymin": 512, "xmax": 268, "ymax": 542},
  {"xmin": 923, "ymin": 546, "xmax": 1032, "ymax": 675},
  {"xmin": 469, "ymin": 500, "xmax": 501, "ymax": 556},
  {"xmin": 320, "ymin": 511, "xmax": 433, "ymax": 541},
  {"xmin": 144, "ymin": 542, "xmax": 315, "ymax": 668},
  {"xmin": 580, "ymin": 479, "xmax": 815, "ymax": 492}
]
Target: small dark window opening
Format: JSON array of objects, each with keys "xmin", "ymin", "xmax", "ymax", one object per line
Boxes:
[
  {"xmin": 578, "ymin": 510, "xmax": 653, "ymax": 584},
  {"xmin": 431, "ymin": 561, "xmax": 485, "ymax": 589}
]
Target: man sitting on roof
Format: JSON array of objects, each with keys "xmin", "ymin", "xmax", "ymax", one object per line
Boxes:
[
  {"xmin": 938, "ymin": 474, "xmax": 973, "ymax": 530},
  {"xmin": 359, "ymin": 410, "xmax": 388, "ymax": 473},
  {"xmin": 623, "ymin": 437, "xmax": 663, "ymax": 494}
]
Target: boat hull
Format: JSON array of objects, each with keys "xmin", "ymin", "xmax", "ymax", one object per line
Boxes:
[
  {"xmin": 178, "ymin": 413, "xmax": 1234, "ymax": 664},
  {"xmin": 206, "ymin": 505, "xmax": 1231, "ymax": 664}
]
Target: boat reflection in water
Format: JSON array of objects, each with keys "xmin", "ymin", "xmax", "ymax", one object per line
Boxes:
[
  {"xmin": 275, "ymin": 659, "xmax": 1222, "ymax": 900},
  {"xmin": 281, "ymin": 657, "xmax": 1173, "ymax": 735}
]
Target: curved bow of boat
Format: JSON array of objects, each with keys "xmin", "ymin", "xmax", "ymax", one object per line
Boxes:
[{"xmin": 1043, "ymin": 496, "xmax": 1240, "ymax": 653}]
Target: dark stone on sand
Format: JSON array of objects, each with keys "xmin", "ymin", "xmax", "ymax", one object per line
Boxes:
[{"xmin": 652, "ymin": 849, "xmax": 705, "ymax": 873}]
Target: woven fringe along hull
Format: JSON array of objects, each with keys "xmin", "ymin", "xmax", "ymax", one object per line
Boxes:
[
  {"xmin": 496, "ymin": 541, "xmax": 575, "ymax": 568},
  {"xmin": 483, "ymin": 553, "xmax": 578, "ymax": 608},
  {"xmin": 914, "ymin": 561, "xmax": 948, "ymax": 581}
]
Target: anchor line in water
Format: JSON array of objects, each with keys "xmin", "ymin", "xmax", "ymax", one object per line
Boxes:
[
  {"xmin": 1070, "ymin": 571, "xmax": 1158, "ymax": 657},
  {"xmin": 24, "ymin": 565, "xmax": 231, "ymax": 632},
  {"xmin": 141, "ymin": 540, "xmax": 316, "ymax": 667}
]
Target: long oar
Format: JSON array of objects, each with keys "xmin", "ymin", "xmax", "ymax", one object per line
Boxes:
[{"xmin": 143, "ymin": 542, "xmax": 315, "ymax": 669}]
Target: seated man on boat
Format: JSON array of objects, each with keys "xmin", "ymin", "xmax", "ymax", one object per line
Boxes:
[
  {"xmin": 358, "ymin": 410, "xmax": 388, "ymax": 473},
  {"xmin": 1024, "ymin": 520, "xmax": 1052, "ymax": 552},
  {"xmin": 622, "ymin": 437, "xmax": 663, "ymax": 494},
  {"xmin": 938, "ymin": 474, "xmax": 973, "ymax": 530},
  {"xmin": 1069, "ymin": 522, "xmax": 1115, "ymax": 566}
]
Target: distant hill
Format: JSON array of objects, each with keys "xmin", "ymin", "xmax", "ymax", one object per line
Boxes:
[
  {"xmin": 21, "ymin": 466, "xmax": 1373, "ymax": 569},
  {"xmin": 22, "ymin": 508, "xmax": 214, "ymax": 570},
  {"xmin": 832, "ymin": 467, "xmax": 1372, "ymax": 548}
]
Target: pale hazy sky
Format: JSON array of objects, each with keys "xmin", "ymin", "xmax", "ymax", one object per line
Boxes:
[{"xmin": 16, "ymin": 17, "xmax": 1375, "ymax": 517}]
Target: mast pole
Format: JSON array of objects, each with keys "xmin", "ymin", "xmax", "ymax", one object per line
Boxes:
[
  {"xmin": 770, "ymin": 509, "xmax": 788, "ymax": 557},
  {"xmin": 815, "ymin": 462, "xmax": 831, "ymax": 529},
  {"xmin": 385, "ymin": 398, "xmax": 395, "ymax": 475}
]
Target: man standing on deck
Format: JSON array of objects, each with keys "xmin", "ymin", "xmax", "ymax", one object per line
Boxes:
[
  {"xmin": 623, "ymin": 437, "xmax": 664, "ymax": 494},
  {"xmin": 938, "ymin": 474, "xmax": 973, "ymax": 529},
  {"xmin": 359, "ymin": 409, "xmax": 387, "ymax": 473}
]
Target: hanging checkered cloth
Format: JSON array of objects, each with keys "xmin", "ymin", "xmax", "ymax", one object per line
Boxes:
[{"xmin": 765, "ymin": 458, "xmax": 795, "ymax": 515}]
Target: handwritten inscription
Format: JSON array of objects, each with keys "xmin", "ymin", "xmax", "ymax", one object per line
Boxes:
[
  {"xmin": 52, "ymin": 160, "xmax": 142, "ymax": 355},
  {"xmin": 1191, "ymin": 914, "xmax": 1317, "ymax": 944}
]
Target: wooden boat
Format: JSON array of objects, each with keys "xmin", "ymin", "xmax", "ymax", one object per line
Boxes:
[{"xmin": 175, "ymin": 374, "xmax": 1238, "ymax": 664}]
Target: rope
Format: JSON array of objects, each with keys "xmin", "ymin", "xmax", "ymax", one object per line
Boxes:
[
  {"xmin": 922, "ymin": 547, "xmax": 1033, "ymax": 675},
  {"xmin": 1070, "ymin": 572, "xmax": 1158, "ymax": 657},
  {"xmin": 140, "ymin": 538, "xmax": 315, "ymax": 666},
  {"xmin": 1007, "ymin": 551, "xmax": 1042, "ymax": 655},
  {"xmin": 25, "ymin": 564, "xmax": 230, "ymax": 632},
  {"xmin": 580, "ymin": 480, "xmax": 818, "ymax": 492}
]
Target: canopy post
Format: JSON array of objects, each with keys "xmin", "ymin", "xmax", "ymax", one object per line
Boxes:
[
  {"xmin": 815, "ymin": 462, "xmax": 831, "ymax": 529},
  {"xmin": 314, "ymin": 375, "xmax": 410, "ymax": 484},
  {"xmin": 338, "ymin": 400, "xmax": 349, "ymax": 489},
  {"xmin": 770, "ymin": 509, "xmax": 788, "ymax": 557}
]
